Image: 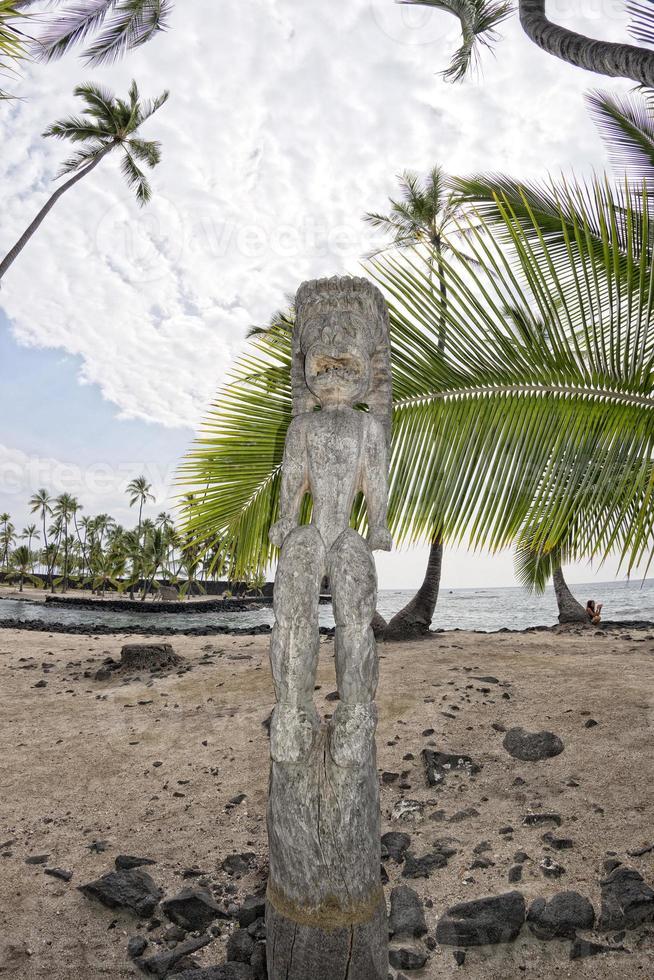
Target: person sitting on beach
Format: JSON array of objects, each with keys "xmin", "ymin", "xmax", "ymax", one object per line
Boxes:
[{"xmin": 586, "ymin": 600, "xmax": 603, "ymax": 625}]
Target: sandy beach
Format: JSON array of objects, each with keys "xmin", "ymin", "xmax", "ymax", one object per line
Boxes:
[{"xmin": 2, "ymin": 624, "xmax": 654, "ymax": 979}]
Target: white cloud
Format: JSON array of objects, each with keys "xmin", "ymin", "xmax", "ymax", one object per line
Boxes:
[{"xmin": 0, "ymin": 0, "xmax": 633, "ymax": 429}]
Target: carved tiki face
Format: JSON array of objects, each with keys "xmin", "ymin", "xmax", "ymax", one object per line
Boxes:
[
  {"xmin": 293, "ymin": 276, "xmax": 393, "ymax": 442},
  {"xmin": 304, "ymin": 312, "xmax": 372, "ymax": 407}
]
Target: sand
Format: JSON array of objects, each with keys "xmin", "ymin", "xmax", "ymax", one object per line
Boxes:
[{"xmin": 1, "ymin": 624, "xmax": 654, "ymax": 979}]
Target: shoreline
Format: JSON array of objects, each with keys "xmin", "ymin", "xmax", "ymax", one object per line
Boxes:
[{"xmin": 1, "ymin": 616, "xmax": 653, "ymax": 637}]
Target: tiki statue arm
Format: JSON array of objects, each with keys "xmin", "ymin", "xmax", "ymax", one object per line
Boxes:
[
  {"xmin": 363, "ymin": 416, "xmax": 392, "ymax": 552},
  {"xmin": 269, "ymin": 417, "xmax": 308, "ymax": 548}
]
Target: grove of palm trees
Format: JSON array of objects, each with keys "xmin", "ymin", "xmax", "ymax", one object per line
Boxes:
[{"xmin": 1, "ymin": 2, "xmax": 654, "ymax": 979}]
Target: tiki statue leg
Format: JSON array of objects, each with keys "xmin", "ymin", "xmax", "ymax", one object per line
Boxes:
[
  {"xmin": 328, "ymin": 528, "xmax": 378, "ymax": 768},
  {"xmin": 269, "ymin": 524, "xmax": 325, "ymax": 763}
]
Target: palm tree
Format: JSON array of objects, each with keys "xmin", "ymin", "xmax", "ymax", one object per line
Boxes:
[
  {"xmin": 140, "ymin": 526, "xmax": 168, "ymax": 600},
  {"xmin": 364, "ymin": 167, "xmax": 469, "ymax": 636},
  {"xmin": 29, "ymin": 488, "xmax": 52, "ymax": 575},
  {"xmin": 517, "ymin": 0, "xmax": 654, "ymax": 85},
  {"xmin": 0, "ymin": 516, "xmax": 16, "ymax": 570},
  {"xmin": 180, "ymin": 166, "xmax": 654, "ymax": 626},
  {"xmin": 16, "ymin": 0, "xmax": 172, "ymax": 64},
  {"xmin": 20, "ymin": 523, "xmax": 40, "ymax": 570},
  {"xmin": 53, "ymin": 493, "xmax": 78, "ymax": 591},
  {"xmin": 404, "ymin": 0, "xmax": 654, "ymax": 86},
  {"xmin": 126, "ymin": 476, "xmax": 155, "ymax": 542},
  {"xmin": 399, "ymin": 0, "xmax": 512, "ymax": 81},
  {"xmin": 0, "ymin": 80, "xmax": 169, "ymax": 282},
  {"xmin": 7, "ymin": 544, "xmax": 41, "ymax": 592}
]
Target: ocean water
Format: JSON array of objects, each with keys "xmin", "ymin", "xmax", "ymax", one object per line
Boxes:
[{"xmin": 1, "ymin": 578, "xmax": 653, "ymax": 633}]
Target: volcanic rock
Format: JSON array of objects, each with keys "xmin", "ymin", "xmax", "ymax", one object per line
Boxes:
[
  {"xmin": 381, "ymin": 831, "xmax": 411, "ymax": 863},
  {"xmin": 388, "ymin": 947, "xmax": 428, "ymax": 970},
  {"xmin": 436, "ymin": 891, "xmax": 526, "ymax": 947},
  {"xmin": 388, "ymin": 885, "xmax": 428, "ymax": 939},
  {"xmin": 527, "ymin": 892, "xmax": 595, "ymax": 939},
  {"xmin": 162, "ymin": 887, "xmax": 228, "ymax": 931},
  {"xmin": 598, "ymin": 866, "xmax": 654, "ymax": 930},
  {"xmin": 503, "ymin": 728, "xmax": 564, "ymax": 761},
  {"xmin": 79, "ymin": 868, "xmax": 162, "ymax": 917}
]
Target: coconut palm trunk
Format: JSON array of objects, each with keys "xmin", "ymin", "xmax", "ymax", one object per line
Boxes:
[
  {"xmin": 552, "ymin": 564, "xmax": 587, "ymax": 624},
  {"xmin": 384, "ymin": 535, "xmax": 444, "ymax": 638},
  {"xmin": 519, "ymin": 0, "xmax": 654, "ymax": 85},
  {"xmin": 0, "ymin": 146, "xmax": 111, "ymax": 282},
  {"xmin": 384, "ymin": 242, "xmax": 447, "ymax": 639}
]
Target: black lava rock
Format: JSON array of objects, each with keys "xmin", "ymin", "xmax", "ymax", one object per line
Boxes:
[
  {"xmin": 388, "ymin": 947, "xmax": 428, "ymax": 970},
  {"xmin": 527, "ymin": 892, "xmax": 595, "ymax": 940},
  {"xmin": 138, "ymin": 933, "xmax": 213, "ymax": 977},
  {"xmin": 238, "ymin": 895, "xmax": 266, "ymax": 928},
  {"xmin": 598, "ymin": 866, "xmax": 654, "ymax": 930},
  {"xmin": 436, "ymin": 891, "xmax": 526, "ymax": 947},
  {"xmin": 115, "ymin": 855, "xmax": 157, "ymax": 870},
  {"xmin": 44, "ymin": 867, "xmax": 72, "ymax": 881},
  {"xmin": 226, "ymin": 928, "xmax": 255, "ymax": 964},
  {"xmin": 388, "ymin": 885, "xmax": 427, "ymax": 939},
  {"xmin": 127, "ymin": 935, "xmax": 148, "ymax": 959},
  {"xmin": 402, "ymin": 850, "xmax": 448, "ymax": 879},
  {"xmin": 381, "ymin": 832, "xmax": 411, "ymax": 864},
  {"xmin": 508, "ymin": 866, "xmax": 522, "ymax": 883},
  {"xmin": 503, "ymin": 728, "xmax": 564, "ymax": 761},
  {"xmin": 570, "ymin": 938, "xmax": 629, "ymax": 960},
  {"xmin": 162, "ymin": 887, "xmax": 228, "ymax": 931},
  {"xmin": 421, "ymin": 749, "xmax": 481, "ymax": 787},
  {"xmin": 79, "ymin": 869, "xmax": 162, "ymax": 917}
]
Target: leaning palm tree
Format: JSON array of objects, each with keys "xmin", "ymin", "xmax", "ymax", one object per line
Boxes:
[
  {"xmin": 364, "ymin": 166, "xmax": 468, "ymax": 636},
  {"xmin": 0, "ymin": 79, "xmax": 169, "ymax": 282},
  {"xmin": 404, "ymin": 0, "xmax": 654, "ymax": 86},
  {"xmin": 16, "ymin": 0, "xmax": 172, "ymax": 64}
]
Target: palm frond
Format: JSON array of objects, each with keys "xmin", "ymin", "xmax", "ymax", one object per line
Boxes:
[
  {"xmin": 85, "ymin": 0, "xmax": 172, "ymax": 65},
  {"xmin": 179, "ymin": 331, "xmax": 293, "ymax": 579},
  {"xmin": 120, "ymin": 149, "xmax": 151, "ymax": 204},
  {"xmin": 27, "ymin": 0, "xmax": 115, "ymax": 63},
  {"xmin": 586, "ymin": 88, "xmax": 654, "ymax": 184},
  {"xmin": 55, "ymin": 138, "xmax": 110, "ymax": 175},
  {"xmin": 127, "ymin": 136, "xmax": 160, "ymax": 166},
  {"xmin": 0, "ymin": 0, "xmax": 29, "ymax": 97},
  {"xmin": 399, "ymin": 0, "xmax": 513, "ymax": 82},
  {"xmin": 25, "ymin": 0, "xmax": 171, "ymax": 64},
  {"xmin": 180, "ymin": 177, "xmax": 654, "ymax": 580},
  {"xmin": 627, "ymin": 0, "xmax": 654, "ymax": 48}
]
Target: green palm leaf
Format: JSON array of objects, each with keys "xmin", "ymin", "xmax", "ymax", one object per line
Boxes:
[
  {"xmin": 399, "ymin": 0, "xmax": 513, "ymax": 82},
  {"xmin": 181, "ymin": 176, "xmax": 654, "ymax": 581}
]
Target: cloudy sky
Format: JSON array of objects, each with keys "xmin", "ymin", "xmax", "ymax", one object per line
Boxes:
[{"xmin": 0, "ymin": 0, "xmax": 643, "ymax": 589}]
